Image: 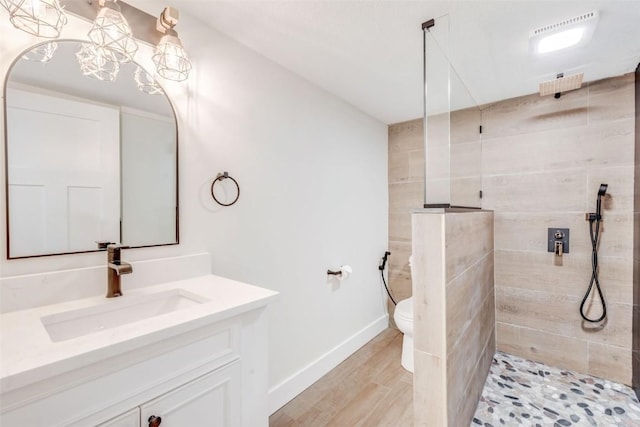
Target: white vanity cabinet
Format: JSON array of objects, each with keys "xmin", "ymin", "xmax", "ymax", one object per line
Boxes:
[
  {"xmin": 0, "ymin": 276, "xmax": 277, "ymax": 427},
  {"xmin": 99, "ymin": 361, "xmax": 241, "ymax": 427},
  {"xmin": 139, "ymin": 361, "xmax": 241, "ymax": 427},
  {"xmin": 98, "ymin": 408, "xmax": 140, "ymax": 427}
]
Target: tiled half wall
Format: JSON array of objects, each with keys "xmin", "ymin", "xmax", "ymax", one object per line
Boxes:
[
  {"xmin": 389, "ymin": 73, "xmax": 636, "ymax": 387},
  {"xmin": 412, "ymin": 210, "xmax": 495, "ymax": 427}
]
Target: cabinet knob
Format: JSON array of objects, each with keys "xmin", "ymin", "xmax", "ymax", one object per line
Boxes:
[{"xmin": 148, "ymin": 415, "xmax": 162, "ymax": 427}]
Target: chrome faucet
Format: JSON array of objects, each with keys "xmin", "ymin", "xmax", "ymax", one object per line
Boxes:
[{"xmin": 106, "ymin": 243, "xmax": 132, "ymax": 298}]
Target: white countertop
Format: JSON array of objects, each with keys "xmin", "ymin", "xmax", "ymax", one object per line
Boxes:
[{"xmin": 0, "ymin": 274, "xmax": 278, "ymax": 395}]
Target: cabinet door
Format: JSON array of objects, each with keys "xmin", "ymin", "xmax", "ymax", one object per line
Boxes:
[
  {"xmin": 140, "ymin": 362, "xmax": 241, "ymax": 427},
  {"xmin": 97, "ymin": 408, "xmax": 141, "ymax": 427}
]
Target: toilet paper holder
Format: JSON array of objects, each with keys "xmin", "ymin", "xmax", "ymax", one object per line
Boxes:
[{"xmin": 327, "ymin": 265, "xmax": 352, "ymax": 280}]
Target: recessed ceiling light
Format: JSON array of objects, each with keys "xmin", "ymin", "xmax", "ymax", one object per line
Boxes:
[
  {"xmin": 537, "ymin": 27, "xmax": 585, "ymax": 54},
  {"xmin": 530, "ymin": 11, "xmax": 598, "ymax": 55}
]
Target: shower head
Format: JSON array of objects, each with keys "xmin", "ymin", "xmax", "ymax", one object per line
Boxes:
[
  {"xmin": 539, "ymin": 72, "xmax": 584, "ymax": 97},
  {"xmin": 598, "ymin": 183, "xmax": 608, "ymax": 197}
]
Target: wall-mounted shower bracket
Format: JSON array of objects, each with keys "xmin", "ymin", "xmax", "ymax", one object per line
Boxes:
[
  {"xmin": 421, "ymin": 19, "xmax": 435, "ymax": 30},
  {"xmin": 548, "ymin": 228, "xmax": 570, "ymax": 255}
]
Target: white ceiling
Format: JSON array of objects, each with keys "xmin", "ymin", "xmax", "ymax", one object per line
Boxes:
[{"xmin": 172, "ymin": 0, "xmax": 640, "ymax": 124}]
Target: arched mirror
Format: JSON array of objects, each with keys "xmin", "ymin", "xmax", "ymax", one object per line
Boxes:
[{"xmin": 4, "ymin": 40, "xmax": 178, "ymax": 258}]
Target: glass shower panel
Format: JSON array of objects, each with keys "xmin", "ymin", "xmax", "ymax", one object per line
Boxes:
[
  {"xmin": 423, "ymin": 15, "xmax": 482, "ymax": 208},
  {"xmin": 450, "ymin": 68, "xmax": 482, "ymax": 208},
  {"xmin": 424, "ymin": 17, "xmax": 451, "ymax": 206}
]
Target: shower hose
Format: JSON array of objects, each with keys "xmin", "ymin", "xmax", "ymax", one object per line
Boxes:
[
  {"xmin": 381, "ymin": 268, "xmax": 397, "ymax": 306},
  {"xmin": 579, "ymin": 216, "xmax": 607, "ymax": 322},
  {"xmin": 379, "ymin": 252, "xmax": 397, "ymax": 306}
]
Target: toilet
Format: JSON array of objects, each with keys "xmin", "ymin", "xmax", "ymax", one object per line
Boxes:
[{"xmin": 393, "ymin": 256, "xmax": 414, "ymax": 372}]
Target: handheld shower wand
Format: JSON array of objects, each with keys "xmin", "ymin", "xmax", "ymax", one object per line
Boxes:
[
  {"xmin": 379, "ymin": 251, "xmax": 391, "ymax": 271},
  {"xmin": 596, "ymin": 183, "xmax": 607, "ymax": 218},
  {"xmin": 378, "ymin": 251, "xmax": 396, "ymax": 306},
  {"xmin": 580, "ymin": 183, "xmax": 608, "ymax": 322}
]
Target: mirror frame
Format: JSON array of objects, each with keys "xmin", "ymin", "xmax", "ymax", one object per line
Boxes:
[{"xmin": 3, "ymin": 39, "xmax": 180, "ymax": 259}]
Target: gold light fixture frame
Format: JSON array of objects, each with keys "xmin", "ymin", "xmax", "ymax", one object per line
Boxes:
[
  {"xmin": 87, "ymin": 0, "xmax": 138, "ymax": 63},
  {"xmin": 2, "ymin": 0, "xmax": 68, "ymax": 38},
  {"xmin": 152, "ymin": 7, "xmax": 191, "ymax": 82}
]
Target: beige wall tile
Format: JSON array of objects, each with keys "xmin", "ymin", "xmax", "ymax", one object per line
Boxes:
[
  {"xmin": 548, "ymin": 120, "xmax": 634, "ymax": 170},
  {"xmin": 496, "ymin": 322, "xmax": 589, "ymax": 373},
  {"xmin": 388, "ymin": 241, "xmax": 411, "ymax": 272},
  {"xmin": 494, "ymin": 249, "xmax": 632, "ymax": 304},
  {"xmin": 588, "ymin": 342, "xmax": 632, "ymax": 385},
  {"xmin": 389, "ymin": 150, "xmax": 411, "ymax": 184},
  {"xmin": 389, "ymin": 181, "xmax": 423, "ymax": 214},
  {"xmin": 449, "ymin": 331, "xmax": 495, "ymax": 427},
  {"xmin": 446, "ymin": 293, "xmax": 492, "ymax": 393},
  {"xmin": 482, "ymin": 169, "xmax": 587, "ymax": 212},
  {"xmin": 482, "ymin": 133, "xmax": 545, "ymax": 176},
  {"xmin": 494, "ymin": 212, "xmax": 633, "ymax": 258},
  {"xmin": 587, "ymin": 165, "xmax": 634, "ymax": 214},
  {"xmin": 389, "ymin": 119, "xmax": 423, "ymax": 152},
  {"xmin": 445, "ymin": 212, "xmax": 493, "ymax": 282},
  {"xmin": 451, "ymin": 107, "xmax": 482, "ymax": 145},
  {"xmin": 409, "ymin": 149, "xmax": 425, "ymax": 182},
  {"xmin": 588, "ymin": 72, "xmax": 634, "ymax": 97},
  {"xmin": 496, "ymin": 286, "xmax": 632, "ymax": 348},
  {"xmin": 426, "ymin": 177, "xmax": 451, "ymax": 205},
  {"xmin": 426, "ymin": 112, "xmax": 450, "ymax": 148},
  {"xmin": 481, "ymin": 87, "xmax": 588, "ymax": 139},
  {"xmin": 446, "ymin": 252, "xmax": 494, "ymax": 352},
  {"xmin": 426, "ymin": 144, "xmax": 451, "ymax": 180},
  {"xmin": 412, "ymin": 213, "xmax": 446, "ymax": 356},
  {"xmin": 389, "ymin": 212, "xmax": 412, "ymax": 243},
  {"xmin": 451, "ymin": 141, "xmax": 481, "ymax": 178},
  {"xmin": 482, "ymin": 119, "xmax": 634, "ymax": 176},
  {"xmin": 588, "ymin": 73, "xmax": 635, "ymax": 124},
  {"xmin": 414, "ymin": 350, "xmax": 447, "ymax": 427},
  {"xmin": 447, "ymin": 291, "xmax": 495, "ymax": 422},
  {"xmin": 451, "ymin": 177, "xmax": 482, "ymax": 208}
]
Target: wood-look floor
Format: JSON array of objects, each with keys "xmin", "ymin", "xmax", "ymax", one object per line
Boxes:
[{"xmin": 269, "ymin": 328, "xmax": 413, "ymax": 427}]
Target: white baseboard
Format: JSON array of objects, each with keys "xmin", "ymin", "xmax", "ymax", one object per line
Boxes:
[{"xmin": 268, "ymin": 314, "xmax": 389, "ymax": 414}]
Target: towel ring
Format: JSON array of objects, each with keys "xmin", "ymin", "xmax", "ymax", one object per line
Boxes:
[{"xmin": 211, "ymin": 172, "xmax": 240, "ymax": 206}]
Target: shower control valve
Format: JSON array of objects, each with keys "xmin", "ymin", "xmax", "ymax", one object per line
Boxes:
[{"xmin": 548, "ymin": 228, "xmax": 570, "ymax": 255}]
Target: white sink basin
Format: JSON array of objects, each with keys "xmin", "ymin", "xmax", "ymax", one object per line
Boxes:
[{"xmin": 40, "ymin": 289, "xmax": 209, "ymax": 342}]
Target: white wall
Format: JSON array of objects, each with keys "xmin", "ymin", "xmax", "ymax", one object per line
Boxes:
[{"xmin": 0, "ymin": 5, "xmax": 388, "ymax": 411}]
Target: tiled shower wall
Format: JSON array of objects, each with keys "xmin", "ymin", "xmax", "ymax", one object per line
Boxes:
[
  {"xmin": 388, "ymin": 120, "xmax": 424, "ymax": 323},
  {"xmin": 388, "ymin": 73, "xmax": 635, "ymax": 385},
  {"xmin": 489, "ymin": 73, "xmax": 635, "ymax": 386}
]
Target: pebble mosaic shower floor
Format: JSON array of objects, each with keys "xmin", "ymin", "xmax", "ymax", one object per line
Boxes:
[{"xmin": 473, "ymin": 352, "xmax": 640, "ymax": 427}]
